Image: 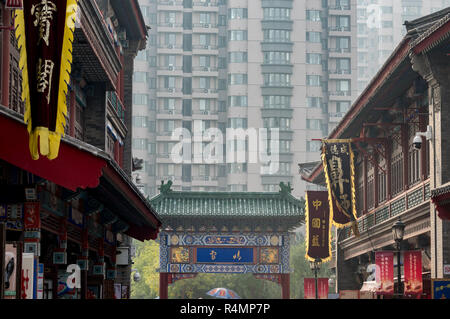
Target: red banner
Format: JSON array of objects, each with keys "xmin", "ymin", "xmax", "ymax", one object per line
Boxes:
[
  {"xmin": 304, "ymin": 278, "xmax": 315, "ymax": 299},
  {"xmin": 375, "ymin": 251, "xmax": 394, "ymax": 295},
  {"xmin": 23, "ymin": 202, "xmax": 41, "ymax": 230},
  {"xmin": 305, "ymin": 191, "xmax": 331, "ymax": 262},
  {"xmin": 404, "ymin": 251, "xmax": 423, "ymax": 295},
  {"xmin": 317, "ymin": 278, "xmax": 329, "ymax": 299}
]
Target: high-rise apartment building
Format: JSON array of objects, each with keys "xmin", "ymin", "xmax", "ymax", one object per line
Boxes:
[
  {"xmin": 356, "ymin": 0, "xmax": 450, "ymax": 93},
  {"xmin": 132, "ymin": 0, "xmax": 358, "ymax": 199}
]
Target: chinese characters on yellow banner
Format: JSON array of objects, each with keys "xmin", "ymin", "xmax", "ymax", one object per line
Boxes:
[
  {"xmin": 321, "ymin": 139, "xmax": 359, "ymax": 235},
  {"xmin": 14, "ymin": 0, "xmax": 78, "ymax": 160}
]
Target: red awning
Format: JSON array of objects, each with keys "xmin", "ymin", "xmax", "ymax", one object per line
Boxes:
[
  {"xmin": 431, "ymin": 183, "xmax": 450, "ymax": 221},
  {"xmin": 0, "ymin": 108, "xmax": 161, "ymax": 240}
]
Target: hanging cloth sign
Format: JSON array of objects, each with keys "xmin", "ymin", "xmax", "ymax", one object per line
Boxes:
[
  {"xmin": 404, "ymin": 250, "xmax": 423, "ymax": 296},
  {"xmin": 304, "ymin": 278, "xmax": 316, "ymax": 299},
  {"xmin": 14, "ymin": 0, "xmax": 78, "ymax": 160},
  {"xmin": 305, "ymin": 191, "xmax": 331, "ymax": 262},
  {"xmin": 321, "ymin": 139, "xmax": 359, "ymax": 236},
  {"xmin": 375, "ymin": 251, "xmax": 394, "ymax": 295}
]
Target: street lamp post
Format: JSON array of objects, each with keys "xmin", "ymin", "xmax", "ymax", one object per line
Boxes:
[
  {"xmin": 392, "ymin": 218, "xmax": 405, "ymax": 298},
  {"xmin": 310, "ymin": 258, "xmax": 321, "ymax": 299}
]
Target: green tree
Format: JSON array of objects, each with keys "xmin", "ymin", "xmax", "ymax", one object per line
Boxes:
[{"xmin": 131, "ymin": 239, "xmax": 160, "ymax": 299}]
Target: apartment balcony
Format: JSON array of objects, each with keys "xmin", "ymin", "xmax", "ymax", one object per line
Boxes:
[
  {"xmin": 157, "ymin": 65, "xmax": 184, "ymax": 76},
  {"xmin": 156, "ymin": 108, "xmax": 184, "ymax": 120},
  {"xmin": 328, "ymin": 47, "xmax": 352, "ymax": 58},
  {"xmin": 156, "ymin": 87, "xmax": 184, "ymax": 98},
  {"xmin": 193, "ymin": 1, "xmax": 219, "ymax": 12},
  {"xmin": 329, "ymin": 5, "xmax": 351, "ymax": 16},
  {"xmin": 328, "ymin": 90, "xmax": 352, "ymax": 98},
  {"xmin": 328, "ymin": 69, "xmax": 352, "ymax": 79},
  {"xmin": 328, "ymin": 112, "xmax": 346, "ymax": 123},
  {"xmin": 192, "ymin": 66, "xmax": 219, "ymax": 77},
  {"xmin": 192, "ymin": 23, "xmax": 219, "ymax": 33},
  {"xmin": 192, "ymin": 88, "xmax": 219, "ymax": 99},
  {"xmin": 157, "ymin": 0, "xmax": 184, "ymax": 11},
  {"xmin": 192, "ymin": 44, "xmax": 219, "ymax": 55},
  {"xmin": 328, "ymin": 25, "xmax": 352, "ymax": 36},
  {"xmin": 191, "ymin": 175, "xmax": 219, "ymax": 187},
  {"xmin": 157, "ymin": 22, "xmax": 184, "ymax": 33},
  {"xmin": 157, "ymin": 44, "xmax": 184, "ymax": 55}
]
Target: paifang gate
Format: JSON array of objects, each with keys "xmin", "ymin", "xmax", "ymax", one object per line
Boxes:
[{"xmin": 150, "ymin": 181, "xmax": 305, "ymax": 299}]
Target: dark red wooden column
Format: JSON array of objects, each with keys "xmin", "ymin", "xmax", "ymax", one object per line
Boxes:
[
  {"xmin": 280, "ymin": 274, "xmax": 290, "ymax": 299},
  {"xmin": 159, "ymin": 273, "xmax": 169, "ymax": 299}
]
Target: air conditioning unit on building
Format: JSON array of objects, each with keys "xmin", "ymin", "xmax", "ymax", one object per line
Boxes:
[
  {"xmin": 203, "ymin": 67, "xmax": 210, "ymax": 71},
  {"xmin": 203, "ymin": 89, "xmax": 209, "ymax": 93},
  {"xmin": 203, "ymin": 45, "xmax": 210, "ymax": 49},
  {"xmin": 202, "ymin": 110, "xmax": 209, "ymax": 115},
  {"xmin": 168, "ymin": 88, "xmax": 175, "ymax": 92},
  {"xmin": 168, "ymin": 64, "xmax": 174, "ymax": 71},
  {"xmin": 204, "ymin": 24, "xmax": 210, "ymax": 28},
  {"xmin": 168, "ymin": 44, "xmax": 174, "ymax": 49}
]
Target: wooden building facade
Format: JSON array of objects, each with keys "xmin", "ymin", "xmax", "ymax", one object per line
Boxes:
[{"xmin": 301, "ymin": 8, "xmax": 450, "ymax": 297}]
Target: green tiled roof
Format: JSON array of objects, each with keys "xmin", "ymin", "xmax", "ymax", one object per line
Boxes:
[{"xmin": 149, "ymin": 181, "xmax": 305, "ymax": 230}]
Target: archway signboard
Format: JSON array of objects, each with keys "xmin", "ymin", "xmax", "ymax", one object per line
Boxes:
[{"xmin": 150, "ymin": 182, "xmax": 305, "ymax": 299}]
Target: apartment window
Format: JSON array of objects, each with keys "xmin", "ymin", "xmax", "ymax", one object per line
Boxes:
[
  {"xmin": 132, "ymin": 116, "xmax": 148, "ymax": 128},
  {"xmin": 228, "ymin": 74, "xmax": 247, "ymax": 85},
  {"xmin": 337, "ymin": 15, "xmax": 350, "ymax": 29},
  {"xmin": 263, "ymin": 117, "xmax": 291, "ymax": 129},
  {"xmin": 132, "ymin": 138, "xmax": 147, "ymax": 150},
  {"xmin": 228, "ymin": 8, "xmax": 247, "ymax": 19},
  {"xmin": 148, "ymin": 142, "xmax": 156, "ymax": 154},
  {"xmin": 336, "ymin": 101, "xmax": 351, "ymax": 113},
  {"xmin": 163, "ymin": 11, "xmax": 176, "ymax": 24},
  {"xmin": 229, "ymin": 52, "xmax": 248, "ymax": 63},
  {"xmin": 307, "ymin": 97, "xmax": 322, "ymax": 108},
  {"xmin": 164, "ymin": 33, "xmax": 177, "ymax": 46},
  {"xmin": 280, "ymin": 140, "xmax": 291, "ymax": 153},
  {"xmin": 263, "ymin": 184, "xmax": 280, "ymax": 192},
  {"xmin": 306, "ymin": 10, "xmax": 321, "ymax": 21},
  {"xmin": 306, "ymin": 119, "xmax": 321, "ymax": 130},
  {"xmin": 162, "ymin": 120, "xmax": 176, "ymax": 133},
  {"xmin": 164, "ymin": 55, "xmax": 177, "ymax": 68},
  {"xmin": 199, "ymin": 99, "xmax": 211, "ymax": 111},
  {"xmin": 163, "ymin": 76, "xmax": 176, "ymax": 89},
  {"xmin": 263, "ymin": 73, "xmax": 291, "ymax": 87},
  {"xmin": 133, "ymin": 72, "xmax": 147, "ymax": 82},
  {"xmin": 199, "ymin": 13, "xmax": 211, "ymax": 24},
  {"xmin": 228, "ymin": 96, "xmax": 248, "ymax": 107},
  {"xmin": 136, "ymin": 50, "xmax": 147, "ymax": 61},
  {"xmin": 199, "ymin": 77, "xmax": 211, "ymax": 89},
  {"xmin": 228, "ymin": 163, "xmax": 247, "ymax": 174},
  {"xmin": 161, "ymin": 164, "xmax": 175, "ymax": 176},
  {"xmin": 306, "ymin": 141, "xmax": 322, "ymax": 152},
  {"xmin": 228, "ymin": 184, "xmax": 247, "ymax": 192},
  {"xmin": 306, "ymin": 75, "xmax": 321, "ymax": 86},
  {"xmin": 306, "ymin": 53, "xmax": 321, "ymax": 64},
  {"xmin": 263, "ymin": 29, "xmax": 290, "ymax": 42},
  {"xmin": 199, "ymin": 55, "xmax": 211, "ymax": 67},
  {"xmin": 278, "ymin": 162, "xmax": 291, "ymax": 175},
  {"xmin": 337, "ymin": 80, "xmax": 350, "ymax": 93},
  {"xmin": 336, "ymin": 58, "xmax": 351, "ymax": 72},
  {"xmin": 163, "ymin": 98, "xmax": 176, "ymax": 110},
  {"xmin": 382, "ymin": 20, "xmax": 393, "ymax": 28},
  {"xmin": 306, "ymin": 31, "xmax": 321, "ymax": 43},
  {"xmin": 148, "ymin": 78, "xmax": 156, "ymax": 89},
  {"xmin": 264, "ymin": 51, "xmax": 291, "ymax": 64},
  {"xmin": 199, "ymin": 34, "xmax": 211, "ymax": 46},
  {"xmin": 263, "ymin": 95, "xmax": 290, "ymax": 109},
  {"xmin": 381, "ymin": 6, "xmax": 393, "ymax": 14},
  {"xmin": 133, "ymin": 94, "xmax": 148, "ymax": 105},
  {"xmin": 228, "ymin": 118, "xmax": 247, "ymax": 128},
  {"xmin": 263, "ymin": 8, "xmax": 290, "ymax": 20},
  {"xmin": 336, "ymin": 37, "xmax": 350, "ymax": 50},
  {"xmin": 228, "ymin": 30, "xmax": 247, "ymax": 41}
]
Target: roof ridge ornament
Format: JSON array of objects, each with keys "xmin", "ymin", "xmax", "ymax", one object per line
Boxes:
[
  {"xmin": 279, "ymin": 182, "xmax": 293, "ymax": 194},
  {"xmin": 159, "ymin": 180, "xmax": 173, "ymax": 194}
]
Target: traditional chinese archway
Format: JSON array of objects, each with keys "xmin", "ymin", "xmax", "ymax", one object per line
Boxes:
[{"xmin": 150, "ymin": 182, "xmax": 305, "ymax": 299}]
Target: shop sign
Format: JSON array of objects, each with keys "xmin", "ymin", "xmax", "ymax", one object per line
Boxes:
[
  {"xmin": 375, "ymin": 251, "xmax": 394, "ymax": 295},
  {"xmin": 403, "ymin": 250, "xmax": 422, "ymax": 295}
]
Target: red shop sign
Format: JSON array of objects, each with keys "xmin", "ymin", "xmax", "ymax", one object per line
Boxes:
[
  {"xmin": 404, "ymin": 250, "xmax": 423, "ymax": 295},
  {"xmin": 375, "ymin": 251, "xmax": 394, "ymax": 295}
]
